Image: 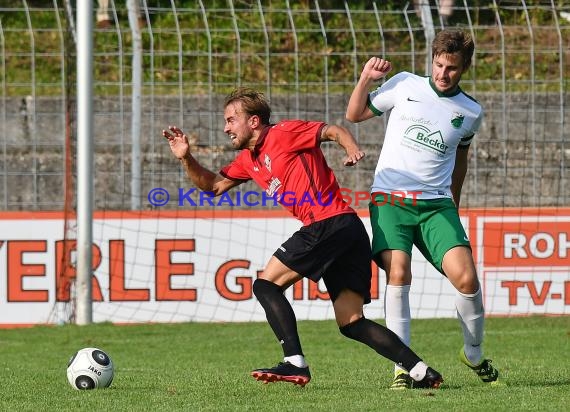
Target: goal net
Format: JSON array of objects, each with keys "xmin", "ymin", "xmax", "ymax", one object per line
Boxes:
[{"xmin": 0, "ymin": 0, "xmax": 568, "ymax": 326}]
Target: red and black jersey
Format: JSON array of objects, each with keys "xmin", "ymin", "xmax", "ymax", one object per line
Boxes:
[{"xmin": 220, "ymin": 120, "xmax": 354, "ymax": 226}]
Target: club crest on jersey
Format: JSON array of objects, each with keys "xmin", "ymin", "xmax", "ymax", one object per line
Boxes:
[
  {"xmin": 451, "ymin": 112, "xmax": 464, "ymax": 129},
  {"xmin": 264, "ymin": 154, "xmax": 272, "ymax": 172}
]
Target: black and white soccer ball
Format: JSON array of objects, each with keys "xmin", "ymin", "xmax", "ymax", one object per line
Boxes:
[{"xmin": 66, "ymin": 347, "xmax": 114, "ymax": 390}]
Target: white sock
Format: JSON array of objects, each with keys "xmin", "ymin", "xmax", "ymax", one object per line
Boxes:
[
  {"xmin": 456, "ymin": 287, "xmax": 485, "ymax": 365},
  {"xmin": 284, "ymin": 355, "xmax": 307, "ymax": 368},
  {"xmin": 409, "ymin": 361, "xmax": 428, "ymax": 381},
  {"xmin": 385, "ymin": 284, "xmax": 411, "ymax": 374}
]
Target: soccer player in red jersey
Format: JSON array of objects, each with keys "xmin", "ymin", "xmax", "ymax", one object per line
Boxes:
[{"xmin": 163, "ymin": 87, "xmax": 443, "ymax": 388}]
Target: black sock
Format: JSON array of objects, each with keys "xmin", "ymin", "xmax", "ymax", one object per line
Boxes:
[
  {"xmin": 339, "ymin": 317, "xmax": 421, "ymax": 372},
  {"xmin": 253, "ymin": 279, "xmax": 303, "ymax": 357}
]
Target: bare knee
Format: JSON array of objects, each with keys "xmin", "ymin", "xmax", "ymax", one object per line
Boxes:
[
  {"xmin": 453, "ymin": 272, "xmax": 480, "ymax": 294},
  {"xmin": 386, "ymin": 266, "xmax": 412, "ymax": 285},
  {"xmin": 333, "ymin": 289, "xmax": 364, "ymax": 327},
  {"xmin": 445, "ymin": 263, "xmax": 480, "ymax": 293},
  {"xmin": 443, "ymin": 246, "xmax": 480, "ymax": 293},
  {"xmin": 379, "ymin": 250, "xmax": 412, "ymax": 285}
]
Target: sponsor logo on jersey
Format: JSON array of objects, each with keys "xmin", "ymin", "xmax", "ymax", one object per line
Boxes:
[
  {"xmin": 400, "ymin": 114, "xmax": 436, "ymax": 127},
  {"xmin": 266, "ymin": 176, "xmax": 282, "ymax": 196},
  {"xmin": 403, "ymin": 125, "xmax": 449, "ymax": 155}
]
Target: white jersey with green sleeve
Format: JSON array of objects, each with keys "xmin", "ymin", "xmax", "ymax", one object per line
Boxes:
[{"xmin": 368, "ymin": 71, "xmax": 483, "ymax": 199}]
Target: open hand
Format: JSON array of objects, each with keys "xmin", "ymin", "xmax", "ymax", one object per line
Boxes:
[
  {"xmin": 343, "ymin": 149, "xmax": 365, "ymax": 167},
  {"xmin": 162, "ymin": 125, "xmax": 190, "ymax": 159}
]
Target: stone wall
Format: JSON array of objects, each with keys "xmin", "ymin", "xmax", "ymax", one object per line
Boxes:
[{"xmin": 1, "ymin": 93, "xmax": 568, "ymax": 210}]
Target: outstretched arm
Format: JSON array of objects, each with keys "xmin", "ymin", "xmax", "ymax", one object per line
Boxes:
[
  {"xmin": 319, "ymin": 124, "xmax": 365, "ymax": 167},
  {"xmin": 346, "ymin": 57, "xmax": 392, "ymax": 123},
  {"xmin": 162, "ymin": 125, "xmax": 240, "ymax": 195}
]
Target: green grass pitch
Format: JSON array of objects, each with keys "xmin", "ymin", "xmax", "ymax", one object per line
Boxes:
[{"xmin": 1, "ymin": 316, "xmax": 568, "ymax": 411}]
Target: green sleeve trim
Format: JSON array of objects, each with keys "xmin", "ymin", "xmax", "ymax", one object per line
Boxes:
[{"xmin": 367, "ymin": 95, "xmax": 384, "ymax": 116}]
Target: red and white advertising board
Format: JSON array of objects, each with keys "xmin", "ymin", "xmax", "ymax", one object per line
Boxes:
[
  {"xmin": 0, "ymin": 209, "xmax": 568, "ymax": 327},
  {"xmin": 474, "ymin": 211, "xmax": 570, "ymax": 315}
]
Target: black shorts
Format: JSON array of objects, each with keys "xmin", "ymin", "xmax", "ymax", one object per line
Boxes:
[{"xmin": 273, "ymin": 212, "xmax": 372, "ymax": 304}]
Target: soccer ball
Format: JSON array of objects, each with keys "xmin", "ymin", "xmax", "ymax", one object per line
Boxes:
[{"xmin": 66, "ymin": 347, "xmax": 114, "ymax": 390}]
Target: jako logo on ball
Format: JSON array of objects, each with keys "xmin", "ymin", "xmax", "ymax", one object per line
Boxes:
[{"xmin": 67, "ymin": 347, "xmax": 114, "ymax": 390}]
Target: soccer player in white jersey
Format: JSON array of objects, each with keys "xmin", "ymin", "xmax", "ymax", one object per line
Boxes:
[{"xmin": 346, "ymin": 29, "xmax": 500, "ymax": 389}]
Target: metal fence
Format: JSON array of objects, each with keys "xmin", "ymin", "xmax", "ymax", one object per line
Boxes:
[{"xmin": 1, "ymin": 0, "xmax": 569, "ymax": 211}]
